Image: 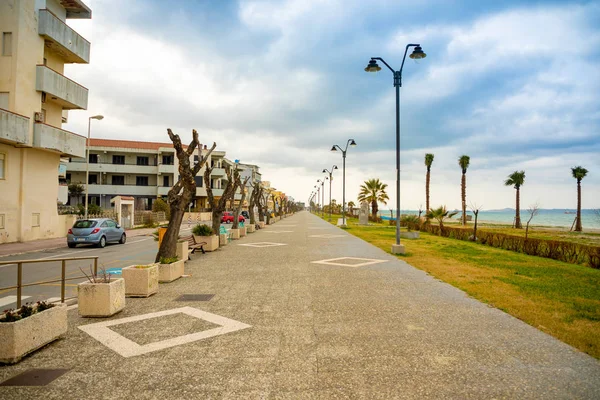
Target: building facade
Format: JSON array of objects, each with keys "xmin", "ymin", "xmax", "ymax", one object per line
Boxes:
[{"xmin": 0, "ymin": 0, "xmax": 91, "ymax": 243}]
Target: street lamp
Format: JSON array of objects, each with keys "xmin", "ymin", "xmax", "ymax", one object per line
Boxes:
[
  {"xmin": 314, "ymin": 184, "xmax": 320, "ymax": 213},
  {"xmin": 331, "ymin": 139, "xmax": 357, "ymax": 226},
  {"xmin": 364, "ymin": 44, "xmax": 426, "ymax": 254},
  {"xmin": 320, "ymin": 177, "xmax": 328, "ymax": 217},
  {"xmin": 85, "ymin": 115, "xmax": 104, "ymax": 219},
  {"xmin": 322, "ymin": 165, "xmax": 338, "ymax": 221}
]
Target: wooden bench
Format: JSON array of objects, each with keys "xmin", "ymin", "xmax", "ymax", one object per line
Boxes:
[{"xmin": 182, "ymin": 235, "xmax": 206, "ymax": 259}]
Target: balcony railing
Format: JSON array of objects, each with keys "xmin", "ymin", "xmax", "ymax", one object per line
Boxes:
[
  {"xmin": 33, "ymin": 122, "xmax": 86, "ymax": 158},
  {"xmin": 36, "ymin": 65, "xmax": 88, "ymax": 110},
  {"xmin": 0, "ymin": 108, "xmax": 29, "ymax": 145},
  {"xmin": 38, "ymin": 9, "xmax": 90, "ymax": 64},
  {"xmin": 67, "ymin": 161, "xmax": 158, "ymax": 174}
]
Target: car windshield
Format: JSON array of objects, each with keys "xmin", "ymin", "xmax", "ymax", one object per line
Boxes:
[{"xmin": 73, "ymin": 220, "xmax": 98, "ymax": 229}]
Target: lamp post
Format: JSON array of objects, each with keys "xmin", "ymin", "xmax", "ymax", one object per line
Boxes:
[
  {"xmin": 331, "ymin": 139, "xmax": 357, "ymax": 227},
  {"xmin": 364, "ymin": 44, "xmax": 426, "ymax": 254},
  {"xmin": 323, "ymin": 166, "xmax": 337, "ymax": 221},
  {"xmin": 320, "ymin": 177, "xmax": 328, "ymax": 217},
  {"xmin": 314, "ymin": 184, "xmax": 320, "ymax": 213},
  {"xmin": 85, "ymin": 115, "xmax": 104, "ymax": 219}
]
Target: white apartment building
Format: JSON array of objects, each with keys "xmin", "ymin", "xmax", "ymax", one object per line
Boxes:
[{"xmin": 0, "ymin": 0, "xmax": 91, "ymax": 243}]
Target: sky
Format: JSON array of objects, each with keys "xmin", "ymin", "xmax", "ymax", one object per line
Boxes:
[{"xmin": 64, "ymin": 0, "xmax": 600, "ymax": 211}]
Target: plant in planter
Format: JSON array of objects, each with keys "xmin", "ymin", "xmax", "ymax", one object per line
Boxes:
[
  {"xmin": 0, "ymin": 301, "xmax": 67, "ymax": 364},
  {"xmin": 193, "ymin": 224, "xmax": 219, "ymax": 251},
  {"xmin": 78, "ymin": 267, "xmax": 125, "ymax": 317},
  {"xmin": 122, "ymin": 264, "xmax": 159, "ymax": 297},
  {"xmin": 158, "ymin": 256, "xmax": 185, "ymax": 283}
]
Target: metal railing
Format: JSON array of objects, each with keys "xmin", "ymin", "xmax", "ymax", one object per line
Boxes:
[{"xmin": 0, "ymin": 256, "xmax": 98, "ymax": 308}]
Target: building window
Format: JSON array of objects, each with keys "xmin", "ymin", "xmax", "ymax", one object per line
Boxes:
[
  {"xmin": 88, "ymin": 174, "xmax": 98, "ymax": 184},
  {"xmin": 163, "ymin": 176, "xmax": 169, "ymax": 187},
  {"xmin": 89, "ymin": 153, "xmax": 98, "ymax": 164},
  {"xmin": 137, "ymin": 156, "xmax": 149, "ymax": 166},
  {"xmin": 162, "ymin": 155, "xmax": 173, "ymax": 165},
  {"xmin": 0, "ymin": 153, "xmax": 5, "ymax": 179},
  {"xmin": 66, "ymin": 173, "xmax": 71, "ymax": 183},
  {"xmin": 32, "ymin": 213, "xmax": 40, "ymax": 227},
  {"xmin": 0, "ymin": 214, "xmax": 5, "ymax": 229},
  {"xmin": 136, "ymin": 176, "xmax": 148, "ymax": 186},
  {"xmin": 112, "ymin": 175, "xmax": 125, "ymax": 185},
  {"xmin": 112, "ymin": 155, "xmax": 125, "ymax": 165},
  {"xmin": 2, "ymin": 33, "xmax": 12, "ymax": 56},
  {"xmin": 194, "ymin": 176, "xmax": 203, "ymax": 187}
]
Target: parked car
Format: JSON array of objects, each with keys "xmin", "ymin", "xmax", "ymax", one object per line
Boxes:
[
  {"xmin": 221, "ymin": 212, "xmax": 245, "ymax": 223},
  {"xmin": 67, "ymin": 218, "xmax": 126, "ymax": 248}
]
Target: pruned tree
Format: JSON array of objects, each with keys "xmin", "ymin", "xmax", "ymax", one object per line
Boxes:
[
  {"xmin": 248, "ymin": 182, "xmax": 260, "ymax": 224},
  {"xmin": 279, "ymin": 194, "xmax": 286, "ymax": 216},
  {"xmin": 525, "ymin": 203, "xmax": 540, "ymax": 240},
  {"xmin": 255, "ymin": 184, "xmax": 266, "ymax": 223},
  {"xmin": 205, "ymin": 164, "xmax": 238, "ymax": 234},
  {"xmin": 232, "ymin": 174, "xmax": 250, "ymax": 229},
  {"xmin": 469, "ymin": 202, "xmax": 483, "ymax": 241},
  {"xmin": 156, "ymin": 129, "xmax": 215, "ymax": 262},
  {"xmin": 262, "ymin": 189, "xmax": 272, "ymax": 223}
]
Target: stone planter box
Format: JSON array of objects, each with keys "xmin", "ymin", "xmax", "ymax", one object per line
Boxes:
[
  {"xmin": 78, "ymin": 278, "xmax": 125, "ymax": 317},
  {"xmin": 158, "ymin": 259, "xmax": 185, "ymax": 283},
  {"xmin": 196, "ymin": 234, "xmax": 219, "ymax": 251},
  {"xmin": 219, "ymin": 233, "xmax": 228, "ymax": 246},
  {"xmin": 239, "ymin": 227, "xmax": 247, "ymax": 237},
  {"xmin": 0, "ymin": 303, "xmax": 67, "ymax": 364},
  {"xmin": 177, "ymin": 241, "xmax": 189, "ymax": 262},
  {"xmin": 122, "ymin": 264, "xmax": 159, "ymax": 297},
  {"xmin": 247, "ymin": 224, "xmax": 255, "ymax": 233},
  {"xmin": 400, "ymin": 231, "xmax": 420, "ymax": 239},
  {"xmin": 258, "ymin": 221, "xmax": 265, "ymax": 228},
  {"xmin": 230, "ymin": 229, "xmax": 240, "ymax": 240}
]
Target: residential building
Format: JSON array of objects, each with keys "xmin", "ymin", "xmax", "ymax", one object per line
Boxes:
[{"xmin": 0, "ymin": 0, "xmax": 91, "ymax": 243}]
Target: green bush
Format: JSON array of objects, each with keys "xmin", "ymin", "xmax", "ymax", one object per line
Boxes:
[
  {"xmin": 77, "ymin": 203, "xmax": 102, "ymax": 216},
  {"xmin": 152, "ymin": 198, "xmax": 170, "ymax": 219},
  {"xmin": 159, "ymin": 256, "xmax": 179, "ymax": 264},
  {"xmin": 401, "ymin": 215, "xmax": 421, "ymax": 231},
  {"xmin": 192, "ymin": 224, "xmax": 214, "ymax": 236}
]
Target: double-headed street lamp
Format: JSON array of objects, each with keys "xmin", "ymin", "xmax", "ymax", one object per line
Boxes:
[
  {"xmin": 322, "ymin": 165, "xmax": 338, "ymax": 221},
  {"xmin": 331, "ymin": 139, "xmax": 356, "ymax": 226},
  {"xmin": 85, "ymin": 114, "xmax": 104, "ymax": 220},
  {"xmin": 364, "ymin": 44, "xmax": 426, "ymax": 254}
]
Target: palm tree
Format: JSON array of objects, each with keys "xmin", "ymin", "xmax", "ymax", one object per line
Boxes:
[
  {"xmin": 458, "ymin": 155, "xmax": 470, "ymax": 225},
  {"xmin": 571, "ymin": 166, "xmax": 588, "ymax": 232},
  {"xmin": 348, "ymin": 201, "xmax": 356, "ymax": 216},
  {"xmin": 504, "ymin": 171, "xmax": 525, "ymax": 228},
  {"xmin": 358, "ymin": 179, "xmax": 389, "ymax": 220},
  {"xmin": 424, "ymin": 153, "xmax": 434, "ymax": 212},
  {"xmin": 425, "ymin": 206, "xmax": 458, "ymax": 235}
]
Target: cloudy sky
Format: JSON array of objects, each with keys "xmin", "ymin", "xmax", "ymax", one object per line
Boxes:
[{"xmin": 64, "ymin": 0, "xmax": 600, "ymax": 211}]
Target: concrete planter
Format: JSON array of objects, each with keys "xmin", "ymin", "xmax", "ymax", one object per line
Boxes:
[
  {"xmin": 122, "ymin": 264, "xmax": 159, "ymax": 297},
  {"xmin": 239, "ymin": 227, "xmax": 247, "ymax": 237},
  {"xmin": 78, "ymin": 278, "xmax": 126, "ymax": 317},
  {"xmin": 400, "ymin": 231, "xmax": 420, "ymax": 239},
  {"xmin": 258, "ymin": 221, "xmax": 265, "ymax": 228},
  {"xmin": 247, "ymin": 224, "xmax": 255, "ymax": 233},
  {"xmin": 176, "ymin": 241, "xmax": 189, "ymax": 262},
  {"xmin": 0, "ymin": 303, "xmax": 67, "ymax": 364},
  {"xmin": 230, "ymin": 229, "xmax": 240, "ymax": 240},
  {"xmin": 195, "ymin": 234, "xmax": 219, "ymax": 251},
  {"xmin": 219, "ymin": 233, "xmax": 228, "ymax": 246},
  {"xmin": 158, "ymin": 259, "xmax": 185, "ymax": 283}
]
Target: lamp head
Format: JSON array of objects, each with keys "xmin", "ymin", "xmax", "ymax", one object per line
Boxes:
[
  {"xmin": 322, "ymin": 169, "xmax": 327, "ymax": 173},
  {"xmin": 409, "ymin": 46, "xmax": 426, "ymax": 60},
  {"xmin": 349, "ymin": 139, "xmax": 357, "ymax": 147},
  {"xmin": 90, "ymin": 115, "xmax": 104, "ymax": 120},
  {"xmin": 330, "ymin": 145, "xmax": 337, "ymax": 152},
  {"xmin": 364, "ymin": 59, "xmax": 381, "ymax": 73},
  {"xmin": 333, "ymin": 165, "xmax": 338, "ymax": 170}
]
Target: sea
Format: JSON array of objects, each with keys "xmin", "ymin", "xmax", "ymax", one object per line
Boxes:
[{"xmin": 378, "ymin": 209, "xmax": 600, "ymax": 230}]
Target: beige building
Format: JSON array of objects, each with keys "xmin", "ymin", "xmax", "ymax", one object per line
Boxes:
[{"xmin": 0, "ymin": 0, "xmax": 91, "ymax": 243}]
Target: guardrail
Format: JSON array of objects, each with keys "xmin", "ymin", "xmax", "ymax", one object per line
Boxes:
[{"xmin": 0, "ymin": 256, "xmax": 98, "ymax": 308}]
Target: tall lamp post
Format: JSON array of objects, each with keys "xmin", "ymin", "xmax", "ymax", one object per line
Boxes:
[
  {"xmin": 314, "ymin": 184, "xmax": 320, "ymax": 213},
  {"xmin": 85, "ymin": 115, "xmax": 104, "ymax": 219},
  {"xmin": 331, "ymin": 139, "xmax": 357, "ymax": 227},
  {"xmin": 323, "ymin": 165, "xmax": 338, "ymax": 221},
  {"xmin": 364, "ymin": 44, "xmax": 426, "ymax": 254},
  {"xmin": 320, "ymin": 177, "xmax": 328, "ymax": 217}
]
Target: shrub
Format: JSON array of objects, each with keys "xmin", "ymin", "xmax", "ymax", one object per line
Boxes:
[
  {"xmin": 143, "ymin": 214, "xmax": 158, "ymax": 228},
  {"xmin": 193, "ymin": 224, "xmax": 214, "ymax": 236},
  {"xmin": 401, "ymin": 215, "xmax": 421, "ymax": 231},
  {"xmin": 368, "ymin": 216, "xmax": 382, "ymax": 223},
  {"xmin": 1, "ymin": 301, "xmax": 55, "ymax": 323},
  {"xmin": 388, "ymin": 218, "xmax": 396, "ymax": 226},
  {"xmin": 152, "ymin": 198, "xmax": 170, "ymax": 219},
  {"xmin": 159, "ymin": 256, "xmax": 179, "ymax": 264},
  {"xmin": 77, "ymin": 203, "xmax": 102, "ymax": 216}
]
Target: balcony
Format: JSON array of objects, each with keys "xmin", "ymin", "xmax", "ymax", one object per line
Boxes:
[
  {"xmin": 0, "ymin": 108, "xmax": 29, "ymax": 145},
  {"xmin": 158, "ymin": 186, "xmax": 170, "ymax": 196},
  {"xmin": 210, "ymin": 188, "xmax": 224, "ymax": 197},
  {"xmin": 67, "ymin": 160, "xmax": 158, "ymax": 174},
  {"xmin": 33, "ymin": 123, "xmax": 86, "ymax": 157},
  {"xmin": 36, "ymin": 65, "xmax": 88, "ymax": 110},
  {"xmin": 158, "ymin": 164, "xmax": 175, "ymax": 174},
  {"xmin": 38, "ymin": 9, "xmax": 90, "ymax": 64},
  {"xmin": 211, "ymin": 167, "xmax": 226, "ymax": 177},
  {"xmin": 85, "ymin": 184, "xmax": 157, "ymax": 197}
]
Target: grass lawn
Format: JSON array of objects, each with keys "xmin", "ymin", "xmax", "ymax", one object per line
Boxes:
[{"xmin": 318, "ymin": 213, "xmax": 600, "ymax": 359}]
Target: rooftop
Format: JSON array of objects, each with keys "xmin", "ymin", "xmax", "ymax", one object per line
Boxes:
[{"xmin": 89, "ymin": 138, "xmax": 177, "ymax": 151}]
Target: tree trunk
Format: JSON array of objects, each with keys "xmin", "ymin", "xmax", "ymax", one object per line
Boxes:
[
  {"xmin": 438, "ymin": 219, "xmax": 444, "ymax": 236},
  {"xmin": 515, "ymin": 187, "xmax": 522, "ymax": 228},
  {"xmin": 575, "ymin": 179, "xmax": 582, "ymax": 231},
  {"xmin": 461, "ymin": 172, "xmax": 466, "ymax": 225},
  {"xmin": 426, "ymin": 167, "xmax": 431, "ymax": 212},
  {"xmin": 371, "ymin": 200, "xmax": 378, "ymax": 220},
  {"xmin": 157, "ymin": 204, "xmax": 186, "ymax": 262},
  {"xmin": 249, "ymin": 183, "xmax": 258, "ymax": 224}
]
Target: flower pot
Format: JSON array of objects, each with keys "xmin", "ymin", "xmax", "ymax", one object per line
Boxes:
[
  {"xmin": 195, "ymin": 234, "xmax": 219, "ymax": 251},
  {"xmin": 78, "ymin": 278, "xmax": 126, "ymax": 317},
  {"xmin": 177, "ymin": 241, "xmax": 189, "ymax": 262},
  {"xmin": 0, "ymin": 304, "xmax": 67, "ymax": 364},
  {"xmin": 122, "ymin": 264, "xmax": 159, "ymax": 297},
  {"xmin": 230, "ymin": 228, "xmax": 240, "ymax": 240},
  {"xmin": 258, "ymin": 221, "xmax": 265, "ymax": 229},
  {"xmin": 247, "ymin": 224, "xmax": 255, "ymax": 233},
  {"xmin": 239, "ymin": 227, "xmax": 247, "ymax": 237},
  {"xmin": 219, "ymin": 233, "xmax": 228, "ymax": 246},
  {"xmin": 158, "ymin": 259, "xmax": 185, "ymax": 283}
]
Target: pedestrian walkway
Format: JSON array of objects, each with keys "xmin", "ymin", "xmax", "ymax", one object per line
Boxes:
[{"xmin": 1, "ymin": 212, "xmax": 598, "ymax": 399}]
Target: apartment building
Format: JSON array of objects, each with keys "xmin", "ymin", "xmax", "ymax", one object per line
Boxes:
[
  {"xmin": 65, "ymin": 139, "xmax": 233, "ymax": 211},
  {"xmin": 0, "ymin": 0, "xmax": 91, "ymax": 243}
]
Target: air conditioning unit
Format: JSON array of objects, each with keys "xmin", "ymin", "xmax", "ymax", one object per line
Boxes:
[{"xmin": 34, "ymin": 112, "xmax": 44, "ymax": 122}]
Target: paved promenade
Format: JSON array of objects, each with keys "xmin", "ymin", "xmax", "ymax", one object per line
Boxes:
[{"xmin": 1, "ymin": 212, "xmax": 599, "ymax": 399}]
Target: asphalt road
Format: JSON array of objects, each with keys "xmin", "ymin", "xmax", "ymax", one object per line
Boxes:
[{"xmin": 0, "ymin": 227, "xmax": 192, "ymax": 310}]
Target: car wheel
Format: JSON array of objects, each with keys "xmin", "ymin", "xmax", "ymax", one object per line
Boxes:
[
  {"xmin": 97, "ymin": 236, "xmax": 106, "ymax": 248},
  {"xmin": 119, "ymin": 234, "xmax": 126, "ymax": 244},
  {"xmin": 68, "ymin": 243, "xmax": 76, "ymax": 248}
]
